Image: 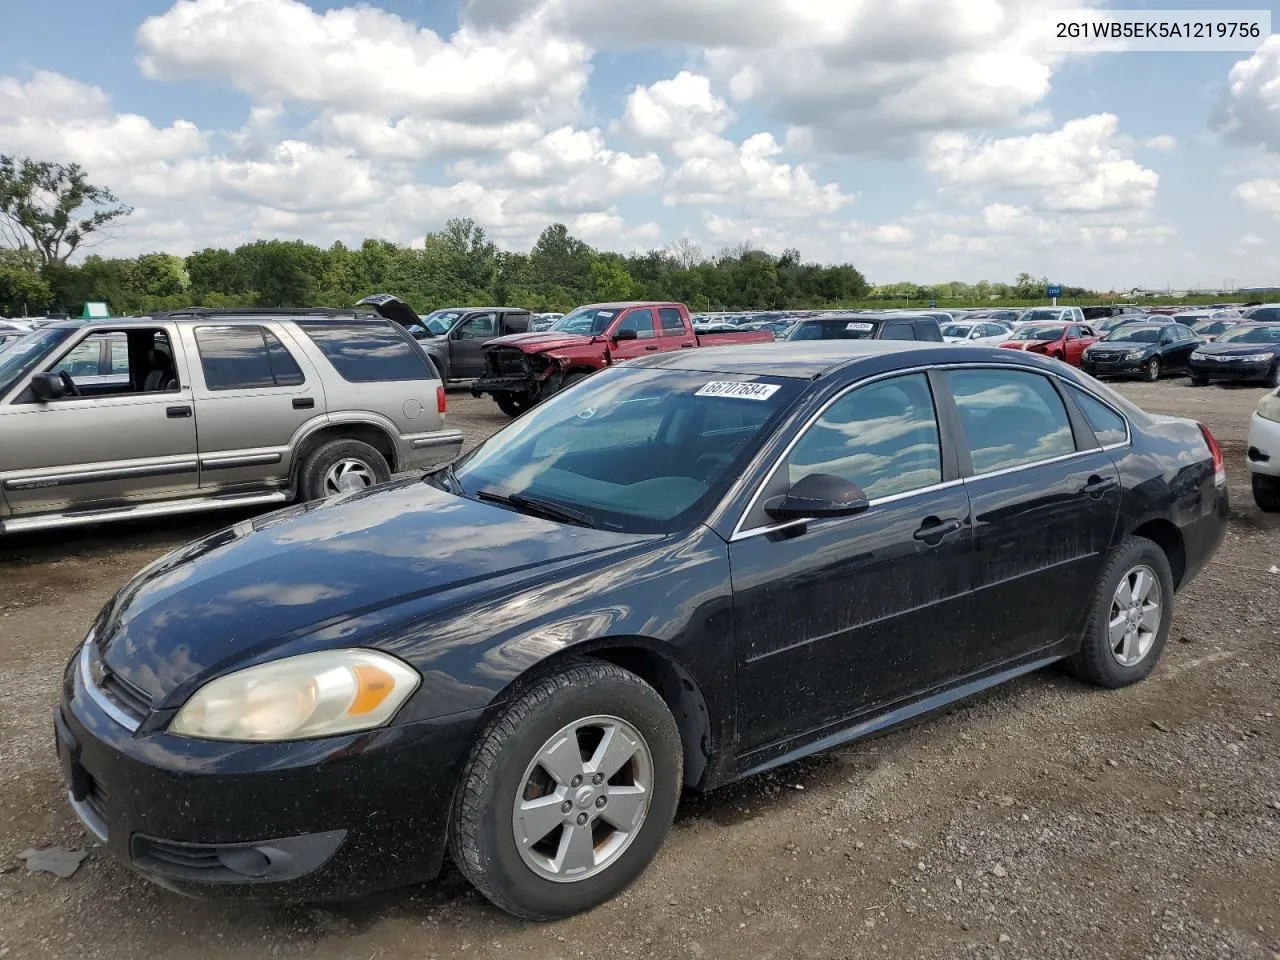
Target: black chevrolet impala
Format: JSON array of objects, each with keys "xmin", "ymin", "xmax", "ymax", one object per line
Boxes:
[{"xmin": 56, "ymin": 342, "xmax": 1227, "ymax": 919}]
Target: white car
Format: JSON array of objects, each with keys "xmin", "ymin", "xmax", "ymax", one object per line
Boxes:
[
  {"xmin": 941, "ymin": 320, "xmax": 1013, "ymax": 345},
  {"xmin": 1248, "ymin": 385, "xmax": 1280, "ymax": 512},
  {"xmin": 1014, "ymin": 306, "xmax": 1085, "ymax": 328}
]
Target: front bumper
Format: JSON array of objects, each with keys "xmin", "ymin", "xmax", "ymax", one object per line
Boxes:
[
  {"xmin": 55, "ymin": 647, "xmax": 484, "ymax": 900},
  {"xmin": 1082, "ymin": 355, "xmax": 1144, "ymax": 377},
  {"xmin": 470, "ymin": 373, "xmax": 539, "ymax": 398},
  {"xmin": 1189, "ymin": 356, "xmax": 1276, "ymax": 382},
  {"xmin": 1248, "ymin": 411, "xmax": 1280, "ymax": 478}
]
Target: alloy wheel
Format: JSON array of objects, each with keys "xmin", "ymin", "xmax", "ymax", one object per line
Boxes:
[
  {"xmin": 1109, "ymin": 564, "xmax": 1162, "ymax": 667},
  {"xmin": 322, "ymin": 458, "xmax": 376, "ymax": 495},
  {"xmin": 512, "ymin": 715, "xmax": 653, "ymax": 883}
]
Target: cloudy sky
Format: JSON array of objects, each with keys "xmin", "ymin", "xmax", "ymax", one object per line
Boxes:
[{"xmin": 2, "ymin": 0, "xmax": 1278, "ymax": 290}]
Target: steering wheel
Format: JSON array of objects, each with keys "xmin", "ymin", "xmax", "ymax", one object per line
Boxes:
[{"xmin": 58, "ymin": 370, "xmax": 82, "ymax": 397}]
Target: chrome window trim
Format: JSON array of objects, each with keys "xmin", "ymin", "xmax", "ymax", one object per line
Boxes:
[
  {"xmin": 78, "ymin": 643, "xmax": 142, "ymax": 733},
  {"xmin": 727, "ymin": 360, "xmax": 1133, "ymax": 543}
]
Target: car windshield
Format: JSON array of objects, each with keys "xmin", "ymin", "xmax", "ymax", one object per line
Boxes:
[
  {"xmin": 422, "ymin": 310, "xmax": 464, "ymax": 335},
  {"xmin": 0, "ymin": 327, "xmax": 73, "ymax": 397},
  {"xmin": 941, "ymin": 324, "xmax": 973, "ymax": 338},
  {"xmin": 1104, "ymin": 325, "xmax": 1162, "ymax": 342},
  {"xmin": 1020, "ymin": 309, "xmax": 1063, "ymax": 322},
  {"xmin": 786, "ymin": 319, "xmax": 880, "ymax": 340},
  {"xmin": 1216, "ymin": 324, "xmax": 1280, "ymax": 344},
  {"xmin": 1192, "ymin": 319, "xmax": 1230, "ymax": 333},
  {"xmin": 1011, "ymin": 324, "xmax": 1065, "ymax": 340},
  {"xmin": 451, "ymin": 366, "xmax": 803, "ymax": 534},
  {"xmin": 550, "ymin": 307, "xmax": 623, "ymax": 335},
  {"xmin": 1245, "ymin": 306, "xmax": 1280, "ymax": 323}
]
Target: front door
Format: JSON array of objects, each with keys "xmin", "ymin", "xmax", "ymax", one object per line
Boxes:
[
  {"xmin": 450, "ymin": 312, "xmax": 499, "ymax": 379},
  {"xmin": 729, "ymin": 372, "xmax": 973, "ymax": 752},
  {"xmin": 0, "ymin": 327, "xmax": 199, "ymax": 517},
  {"xmin": 944, "ymin": 367, "xmax": 1121, "ymax": 668},
  {"xmin": 609, "ymin": 308, "xmax": 660, "ymax": 361}
]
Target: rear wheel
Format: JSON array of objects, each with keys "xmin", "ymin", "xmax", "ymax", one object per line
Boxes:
[
  {"xmin": 557, "ymin": 371, "xmax": 591, "ymax": 394},
  {"xmin": 1066, "ymin": 536, "xmax": 1174, "ymax": 689},
  {"xmin": 1253, "ymin": 474, "xmax": 1280, "ymax": 513},
  {"xmin": 300, "ymin": 439, "xmax": 390, "ymax": 501},
  {"xmin": 449, "ymin": 661, "xmax": 682, "ymax": 920},
  {"xmin": 495, "ymin": 392, "xmax": 536, "ymax": 417},
  {"xmin": 1142, "ymin": 357, "xmax": 1161, "ymax": 382}
]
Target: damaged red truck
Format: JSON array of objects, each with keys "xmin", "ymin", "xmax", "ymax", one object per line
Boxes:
[{"xmin": 471, "ymin": 301, "xmax": 774, "ymax": 415}]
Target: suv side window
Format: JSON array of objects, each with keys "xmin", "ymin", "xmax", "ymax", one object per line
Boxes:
[
  {"xmin": 659, "ymin": 308, "xmax": 686, "ymax": 334},
  {"xmin": 947, "ymin": 369, "xmax": 1076, "ymax": 474},
  {"xmin": 914, "ymin": 320, "xmax": 942, "ymax": 342},
  {"xmin": 1067, "ymin": 385, "xmax": 1128, "ymax": 446},
  {"xmin": 787, "ymin": 373, "xmax": 942, "ymax": 500},
  {"xmin": 195, "ymin": 326, "xmax": 305, "ymax": 390},
  {"xmin": 301, "ymin": 321, "xmax": 431, "ymax": 382},
  {"xmin": 617, "ymin": 309, "xmax": 657, "ymax": 339},
  {"xmin": 457, "ymin": 313, "xmax": 497, "ymax": 340},
  {"xmin": 881, "ymin": 322, "xmax": 916, "ymax": 341}
]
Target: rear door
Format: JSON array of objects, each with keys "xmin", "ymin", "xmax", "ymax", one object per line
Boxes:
[
  {"xmin": 609, "ymin": 308, "xmax": 660, "ymax": 361},
  {"xmin": 729, "ymin": 372, "xmax": 973, "ymax": 751},
  {"xmin": 448, "ymin": 312, "xmax": 499, "ymax": 379},
  {"xmin": 944, "ymin": 367, "xmax": 1120, "ymax": 668},
  {"xmin": 1167, "ymin": 325, "xmax": 1198, "ymax": 370},
  {"xmin": 657, "ymin": 307, "xmax": 696, "ymax": 351},
  {"xmin": 183, "ymin": 322, "xmax": 322, "ymax": 493}
]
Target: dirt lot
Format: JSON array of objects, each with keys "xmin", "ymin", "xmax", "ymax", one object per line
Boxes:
[{"xmin": 1, "ymin": 381, "xmax": 1277, "ymax": 960}]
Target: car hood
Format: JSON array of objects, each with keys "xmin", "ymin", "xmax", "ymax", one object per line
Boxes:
[
  {"xmin": 1090, "ymin": 340, "xmax": 1155, "ymax": 351},
  {"xmin": 94, "ymin": 479, "xmax": 654, "ymax": 703},
  {"xmin": 1001, "ymin": 340, "xmax": 1053, "ymax": 349},
  {"xmin": 1193, "ymin": 341, "xmax": 1279, "ymax": 356},
  {"xmin": 484, "ymin": 331, "xmax": 596, "ymax": 353}
]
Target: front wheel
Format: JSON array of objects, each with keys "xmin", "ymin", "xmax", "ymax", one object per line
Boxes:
[
  {"xmin": 1190, "ymin": 375, "xmax": 1208, "ymax": 387},
  {"xmin": 1254, "ymin": 474, "xmax": 1280, "ymax": 513},
  {"xmin": 449, "ymin": 661, "xmax": 683, "ymax": 920},
  {"xmin": 1268, "ymin": 363, "xmax": 1280, "ymax": 389},
  {"xmin": 495, "ymin": 392, "xmax": 537, "ymax": 417},
  {"xmin": 1142, "ymin": 357, "xmax": 1161, "ymax": 382},
  {"xmin": 1065, "ymin": 536, "xmax": 1175, "ymax": 689}
]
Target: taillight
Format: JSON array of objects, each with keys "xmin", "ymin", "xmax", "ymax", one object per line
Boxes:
[
  {"xmin": 437, "ymin": 386, "xmax": 446, "ymax": 415},
  {"xmin": 1199, "ymin": 423, "xmax": 1225, "ymax": 486}
]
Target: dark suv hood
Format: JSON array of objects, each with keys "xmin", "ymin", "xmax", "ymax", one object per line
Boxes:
[
  {"xmin": 95, "ymin": 479, "xmax": 653, "ymax": 703},
  {"xmin": 357, "ymin": 293, "xmax": 427, "ymax": 333}
]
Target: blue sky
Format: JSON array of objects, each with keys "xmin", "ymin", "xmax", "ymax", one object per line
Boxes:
[{"xmin": 2, "ymin": 0, "xmax": 1279, "ymax": 291}]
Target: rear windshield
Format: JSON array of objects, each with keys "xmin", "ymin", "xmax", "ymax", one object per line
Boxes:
[
  {"xmin": 1245, "ymin": 306, "xmax": 1280, "ymax": 323},
  {"xmin": 786, "ymin": 319, "xmax": 880, "ymax": 341},
  {"xmin": 941, "ymin": 324, "xmax": 973, "ymax": 338},
  {"xmin": 1020, "ymin": 309, "xmax": 1064, "ymax": 322},
  {"xmin": 301, "ymin": 322, "xmax": 432, "ymax": 382}
]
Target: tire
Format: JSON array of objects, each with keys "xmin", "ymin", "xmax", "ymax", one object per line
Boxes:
[
  {"xmin": 495, "ymin": 392, "xmax": 536, "ymax": 417},
  {"xmin": 1051, "ymin": 351, "xmax": 1064, "ymax": 363},
  {"xmin": 1254, "ymin": 474, "xmax": 1280, "ymax": 513},
  {"xmin": 558, "ymin": 371, "xmax": 591, "ymax": 393},
  {"xmin": 299, "ymin": 439, "xmax": 390, "ymax": 501},
  {"xmin": 1142, "ymin": 357, "xmax": 1160, "ymax": 382},
  {"xmin": 1267, "ymin": 363, "xmax": 1280, "ymax": 389},
  {"xmin": 449, "ymin": 661, "xmax": 683, "ymax": 921},
  {"xmin": 1190, "ymin": 375, "xmax": 1208, "ymax": 387},
  {"xmin": 1065, "ymin": 536, "xmax": 1175, "ymax": 689}
]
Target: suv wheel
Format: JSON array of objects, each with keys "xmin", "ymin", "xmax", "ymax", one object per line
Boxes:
[
  {"xmin": 496, "ymin": 392, "xmax": 536, "ymax": 417},
  {"xmin": 1253, "ymin": 474, "xmax": 1280, "ymax": 512},
  {"xmin": 1065, "ymin": 536, "xmax": 1174, "ymax": 689},
  {"xmin": 300, "ymin": 439, "xmax": 390, "ymax": 501},
  {"xmin": 449, "ymin": 661, "xmax": 682, "ymax": 920}
]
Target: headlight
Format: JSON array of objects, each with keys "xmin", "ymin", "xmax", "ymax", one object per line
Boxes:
[
  {"xmin": 1191, "ymin": 351, "xmax": 1206, "ymax": 359},
  {"xmin": 1244, "ymin": 352, "xmax": 1275, "ymax": 362},
  {"xmin": 170, "ymin": 649, "xmax": 420, "ymax": 741},
  {"xmin": 1125, "ymin": 349, "xmax": 1146, "ymax": 360}
]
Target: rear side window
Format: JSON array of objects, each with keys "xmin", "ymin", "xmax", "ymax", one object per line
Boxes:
[
  {"xmin": 659, "ymin": 308, "xmax": 686, "ymax": 334},
  {"xmin": 1068, "ymin": 386, "xmax": 1128, "ymax": 446},
  {"xmin": 881, "ymin": 323, "xmax": 916, "ymax": 341},
  {"xmin": 914, "ymin": 321, "xmax": 942, "ymax": 342},
  {"xmin": 947, "ymin": 369, "xmax": 1076, "ymax": 474},
  {"xmin": 617, "ymin": 309, "xmax": 657, "ymax": 339},
  {"xmin": 302, "ymin": 322, "xmax": 430, "ymax": 382},
  {"xmin": 195, "ymin": 326, "xmax": 305, "ymax": 390}
]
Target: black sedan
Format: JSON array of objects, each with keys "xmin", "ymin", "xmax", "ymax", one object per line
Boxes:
[
  {"xmin": 1188, "ymin": 322, "xmax": 1280, "ymax": 386},
  {"xmin": 55, "ymin": 342, "xmax": 1227, "ymax": 919},
  {"xmin": 1080, "ymin": 321, "xmax": 1202, "ymax": 381}
]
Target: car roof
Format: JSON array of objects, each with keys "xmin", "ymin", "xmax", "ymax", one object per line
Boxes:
[
  {"xmin": 579, "ymin": 301, "xmax": 680, "ymax": 310},
  {"xmin": 634, "ymin": 339, "xmax": 975, "ymax": 379},
  {"xmin": 431, "ymin": 306, "xmax": 527, "ymax": 313}
]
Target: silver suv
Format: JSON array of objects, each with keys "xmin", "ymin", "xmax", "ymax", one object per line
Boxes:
[{"xmin": 0, "ymin": 308, "xmax": 463, "ymax": 534}]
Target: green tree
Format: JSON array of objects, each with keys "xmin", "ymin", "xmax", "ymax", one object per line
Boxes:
[
  {"xmin": 588, "ymin": 255, "xmax": 634, "ymax": 301},
  {"xmin": 0, "ymin": 155, "xmax": 132, "ymax": 266},
  {"xmin": 0, "ymin": 248, "xmax": 51, "ymax": 315},
  {"xmin": 530, "ymin": 223, "xmax": 592, "ymax": 297}
]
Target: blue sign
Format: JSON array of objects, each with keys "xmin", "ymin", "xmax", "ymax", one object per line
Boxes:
[
  {"xmin": 928, "ymin": 299, "xmax": 937, "ymax": 308},
  {"xmin": 1046, "ymin": 285, "xmax": 1062, "ymax": 298}
]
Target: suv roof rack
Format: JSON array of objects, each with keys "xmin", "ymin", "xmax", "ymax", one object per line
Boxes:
[{"xmin": 152, "ymin": 306, "xmax": 380, "ymax": 321}]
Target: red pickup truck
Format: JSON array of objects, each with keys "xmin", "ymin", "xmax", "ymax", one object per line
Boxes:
[{"xmin": 471, "ymin": 301, "xmax": 774, "ymax": 415}]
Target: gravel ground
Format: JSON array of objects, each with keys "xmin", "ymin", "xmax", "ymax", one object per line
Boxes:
[{"xmin": 0, "ymin": 380, "xmax": 1277, "ymax": 960}]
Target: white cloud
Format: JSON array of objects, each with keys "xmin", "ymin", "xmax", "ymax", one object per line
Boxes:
[
  {"xmin": 1233, "ymin": 178, "xmax": 1280, "ymax": 216},
  {"xmin": 926, "ymin": 114, "xmax": 1159, "ymax": 213},
  {"xmin": 840, "ymin": 222, "xmax": 915, "ymax": 245},
  {"xmin": 1213, "ymin": 37, "xmax": 1280, "ymax": 152},
  {"xmin": 620, "ymin": 71, "xmax": 733, "ymax": 158},
  {"xmin": 1142, "ymin": 135, "xmax": 1177, "ymax": 152},
  {"xmin": 1239, "ymin": 232, "xmax": 1266, "ymax": 246}
]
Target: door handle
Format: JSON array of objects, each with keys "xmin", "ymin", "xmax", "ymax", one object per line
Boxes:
[
  {"xmin": 166, "ymin": 405, "xmax": 192, "ymax": 419},
  {"xmin": 644, "ymin": 345, "xmax": 659, "ymax": 351},
  {"xmin": 913, "ymin": 516, "xmax": 961, "ymax": 544},
  {"xmin": 292, "ymin": 397, "xmax": 315, "ymax": 409},
  {"xmin": 1082, "ymin": 474, "xmax": 1117, "ymax": 497},
  {"xmin": 680, "ymin": 343, "xmax": 695, "ymax": 348}
]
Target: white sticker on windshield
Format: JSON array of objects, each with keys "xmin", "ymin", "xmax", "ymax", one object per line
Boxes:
[
  {"xmin": 845, "ymin": 322, "xmax": 875, "ymax": 332},
  {"xmin": 597, "ymin": 311, "xmax": 614, "ymax": 318},
  {"xmin": 696, "ymin": 381, "xmax": 781, "ymax": 401}
]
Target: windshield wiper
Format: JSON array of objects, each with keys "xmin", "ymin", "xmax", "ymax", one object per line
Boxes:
[{"xmin": 475, "ymin": 489, "xmax": 596, "ymax": 528}]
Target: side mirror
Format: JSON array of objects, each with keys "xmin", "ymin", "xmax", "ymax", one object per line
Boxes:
[
  {"xmin": 29, "ymin": 372, "xmax": 67, "ymax": 402},
  {"xmin": 612, "ymin": 328, "xmax": 638, "ymax": 342},
  {"xmin": 764, "ymin": 472, "xmax": 870, "ymax": 521}
]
